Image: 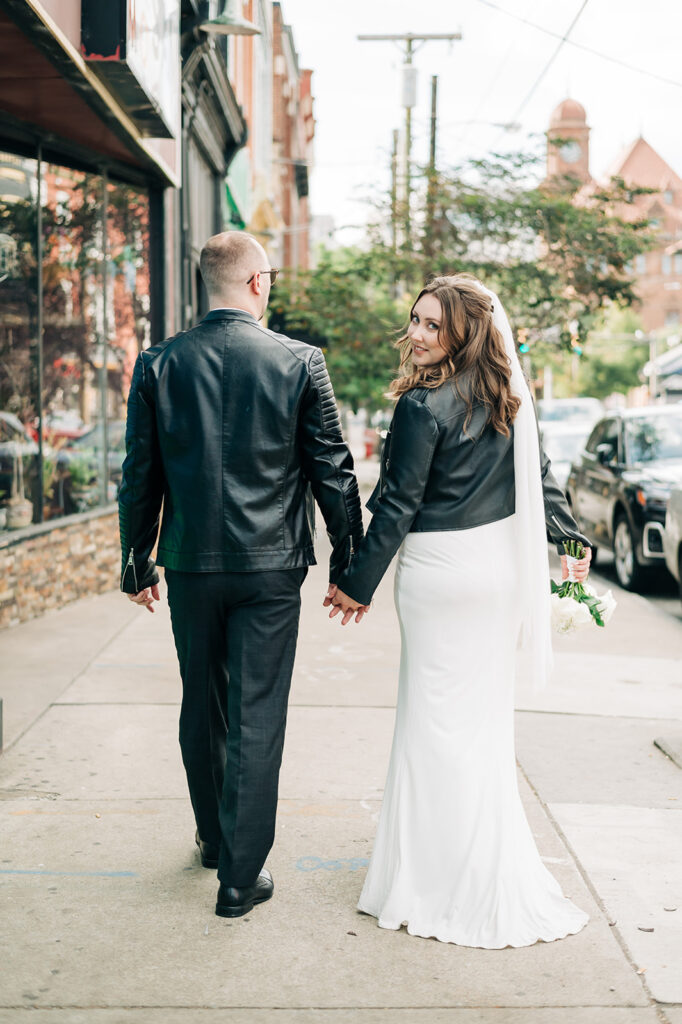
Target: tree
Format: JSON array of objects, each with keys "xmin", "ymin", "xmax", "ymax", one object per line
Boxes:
[
  {"xmin": 268, "ymin": 246, "xmax": 408, "ymax": 412},
  {"xmin": 270, "ymin": 146, "xmax": 655, "ymax": 411},
  {"xmin": 406, "ymin": 149, "xmax": 656, "ymax": 357},
  {"xmin": 577, "ymin": 306, "xmax": 649, "ymax": 400}
]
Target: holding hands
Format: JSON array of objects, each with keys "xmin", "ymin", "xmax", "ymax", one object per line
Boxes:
[{"xmin": 324, "ymin": 584, "xmax": 370, "ymax": 625}]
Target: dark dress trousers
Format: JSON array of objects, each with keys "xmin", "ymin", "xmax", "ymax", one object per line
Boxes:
[{"xmin": 119, "ymin": 309, "xmax": 363, "ymax": 886}]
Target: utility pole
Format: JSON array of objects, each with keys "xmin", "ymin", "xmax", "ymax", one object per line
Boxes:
[
  {"xmin": 358, "ymin": 32, "xmax": 461, "ymax": 251},
  {"xmin": 425, "ymin": 74, "xmax": 438, "ymax": 255},
  {"xmin": 390, "ymin": 128, "xmax": 399, "ymax": 257}
]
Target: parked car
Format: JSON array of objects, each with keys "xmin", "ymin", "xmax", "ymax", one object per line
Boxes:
[
  {"xmin": 565, "ymin": 405, "xmax": 682, "ymax": 590},
  {"xmin": 540, "ymin": 421, "xmax": 593, "ymax": 492},
  {"xmin": 663, "ymin": 486, "xmax": 682, "ymax": 605},
  {"xmin": 536, "ymin": 397, "xmax": 604, "ymax": 425}
]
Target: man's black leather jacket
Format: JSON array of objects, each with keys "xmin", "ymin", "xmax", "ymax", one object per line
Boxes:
[
  {"xmin": 337, "ymin": 382, "xmax": 591, "ymax": 606},
  {"xmin": 118, "ymin": 309, "xmax": 363, "ymax": 593}
]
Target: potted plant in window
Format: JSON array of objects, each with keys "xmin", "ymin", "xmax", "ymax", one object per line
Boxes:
[
  {"xmin": 6, "ymin": 443, "xmax": 34, "ymax": 529},
  {"xmin": 67, "ymin": 453, "xmax": 99, "ymax": 511}
]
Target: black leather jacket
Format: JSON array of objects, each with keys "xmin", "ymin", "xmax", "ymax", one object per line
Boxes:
[
  {"xmin": 119, "ymin": 309, "xmax": 363, "ymax": 593},
  {"xmin": 337, "ymin": 382, "xmax": 591, "ymax": 606}
]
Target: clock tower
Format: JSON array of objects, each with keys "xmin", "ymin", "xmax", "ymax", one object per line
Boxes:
[{"xmin": 547, "ymin": 98, "xmax": 591, "ymax": 183}]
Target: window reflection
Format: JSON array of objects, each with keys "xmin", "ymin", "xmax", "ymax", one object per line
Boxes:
[
  {"xmin": 0, "ymin": 150, "xmax": 151, "ymax": 532},
  {"xmin": 0, "ymin": 153, "xmax": 39, "ymax": 530}
]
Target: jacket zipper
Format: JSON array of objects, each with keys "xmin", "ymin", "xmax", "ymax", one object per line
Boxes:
[
  {"xmin": 122, "ymin": 547, "xmax": 138, "ymax": 592},
  {"xmin": 348, "ymin": 535, "xmax": 355, "ymax": 569}
]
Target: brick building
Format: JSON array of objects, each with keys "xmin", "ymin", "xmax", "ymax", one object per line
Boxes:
[
  {"xmin": 547, "ymin": 98, "xmax": 682, "ymax": 334},
  {"xmin": 272, "ymin": 1, "xmax": 315, "ymax": 270}
]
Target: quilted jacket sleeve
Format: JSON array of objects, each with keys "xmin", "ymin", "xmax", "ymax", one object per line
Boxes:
[
  {"xmin": 118, "ymin": 352, "xmax": 165, "ymax": 593},
  {"xmin": 298, "ymin": 346, "xmax": 364, "ymax": 583}
]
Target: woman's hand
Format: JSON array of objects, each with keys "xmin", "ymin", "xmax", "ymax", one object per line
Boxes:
[
  {"xmin": 560, "ymin": 546, "xmax": 592, "ymax": 583},
  {"xmin": 323, "ymin": 584, "xmax": 370, "ymax": 625}
]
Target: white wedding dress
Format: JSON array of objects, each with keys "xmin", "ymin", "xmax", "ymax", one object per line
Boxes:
[{"xmin": 357, "ymin": 517, "xmax": 589, "ymax": 948}]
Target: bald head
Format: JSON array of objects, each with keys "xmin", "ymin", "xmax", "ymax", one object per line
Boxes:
[{"xmin": 199, "ymin": 231, "xmax": 273, "ymax": 319}]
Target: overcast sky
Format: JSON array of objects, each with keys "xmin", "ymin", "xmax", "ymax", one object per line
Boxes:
[{"xmin": 278, "ymin": 0, "xmax": 682, "ymax": 239}]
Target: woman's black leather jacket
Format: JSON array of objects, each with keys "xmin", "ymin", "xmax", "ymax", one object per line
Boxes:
[{"xmin": 337, "ymin": 381, "xmax": 591, "ymax": 606}]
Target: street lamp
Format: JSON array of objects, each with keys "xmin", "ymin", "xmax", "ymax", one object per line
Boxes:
[{"xmin": 200, "ymin": 0, "xmax": 260, "ymax": 36}]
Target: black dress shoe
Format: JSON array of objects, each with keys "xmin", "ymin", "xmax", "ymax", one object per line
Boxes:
[
  {"xmin": 215, "ymin": 868, "xmax": 274, "ymax": 918},
  {"xmin": 195, "ymin": 830, "xmax": 219, "ymax": 869}
]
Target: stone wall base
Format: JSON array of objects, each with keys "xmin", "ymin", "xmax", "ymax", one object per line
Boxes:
[{"xmin": 0, "ymin": 506, "xmax": 120, "ymax": 630}]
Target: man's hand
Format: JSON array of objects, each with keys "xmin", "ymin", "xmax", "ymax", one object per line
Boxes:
[
  {"xmin": 560, "ymin": 546, "xmax": 592, "ymax": 583},
  {"xmin": 323, "ymin": 583, "xmax": 370, "ymax": 625},
  {"xmin": 127, "ymin": 583, "xmax": 161, "ymax": 613}
]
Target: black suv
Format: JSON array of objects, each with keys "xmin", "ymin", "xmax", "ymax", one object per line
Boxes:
[{"xmin": 565, "ymin": 405, "xmax": 682, "ymax": 590}]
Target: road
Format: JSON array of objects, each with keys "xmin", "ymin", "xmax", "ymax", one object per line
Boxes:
[
  {"xmin": 590, "ymin": 550, "xmax": 682, "ymax": 625},
  {"xmin": 355, "ymin": 453, "xmax": 682, "ymax": 626}
]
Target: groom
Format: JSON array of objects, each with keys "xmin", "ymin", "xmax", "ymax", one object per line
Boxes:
[{"xmin": 119, "ymin": 231, "xmax": 363, "ymax": 918}]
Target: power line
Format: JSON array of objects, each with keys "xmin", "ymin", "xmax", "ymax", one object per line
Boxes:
[
  {"xmin": 456, "ymin": 0, "xmax": 544, "ymax": 154},
  {"xmin": 357, "ymin": 32, "xmax": 462, "ymax": 247},
  {"xmin": 505, "ymin": 0, "xmax": 590, "ymax": 128},
  {"xmin": 478, "ymin": 0, "xmax": 682, "ymax": 90}
]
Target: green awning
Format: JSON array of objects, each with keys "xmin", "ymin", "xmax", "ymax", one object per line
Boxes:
[{"xmin": 225, "ymin": 182, "xmax": 246, "ymax": 229}]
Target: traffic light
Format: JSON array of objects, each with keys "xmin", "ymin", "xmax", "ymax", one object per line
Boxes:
[
  {"xmin": 568, "ymin": 319, "xmax": 582, "ymax": 356},
  {"xmin": 518, "ymin": 328, "xmax": 530, "ymax": 353}
]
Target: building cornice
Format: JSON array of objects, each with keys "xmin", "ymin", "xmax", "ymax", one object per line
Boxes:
[{"xmin": 2, "ymin": 0, "xmax": 180, "ymax": 186}]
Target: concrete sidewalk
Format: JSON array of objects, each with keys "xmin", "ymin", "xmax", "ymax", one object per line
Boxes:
[{"xmin": 1, "ymin": 478, "xmax": 681, "ymax": 1023}]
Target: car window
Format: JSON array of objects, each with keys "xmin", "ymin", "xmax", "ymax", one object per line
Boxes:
[
  {"xmin": 542, "ymin": 431, "xmax": 589, "ymax": 463},
  {"xmin": 585, "ymin": 421, "xmax": 606, "ymax": 454},
  {"xmin": 625, "ymin": 412, "xmax": 682, "ymax": 463},
  {"xmin": 599, "ymin": 419, "xmax": 621, "ymax": 463}
]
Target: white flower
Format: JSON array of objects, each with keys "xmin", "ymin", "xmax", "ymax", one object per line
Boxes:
[
  {"xmin": 550, "ymin": 593, "xmax": 593, "ymax": 634},
  {"xmin": 596, "ymin": 588, "xmax": 617, "ymax": 624}
]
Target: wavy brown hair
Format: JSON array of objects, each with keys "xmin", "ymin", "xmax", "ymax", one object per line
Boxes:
[{"xmin": 388, "ymin": 274, "xmax": 520, "ymax": 437}]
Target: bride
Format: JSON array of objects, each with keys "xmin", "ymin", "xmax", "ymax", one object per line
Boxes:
[{"xmin": 326, "ymin": 275, "xmax": 592, "ymax": 949}]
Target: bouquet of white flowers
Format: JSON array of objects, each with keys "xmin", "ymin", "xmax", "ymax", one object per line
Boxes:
[{"xmin": 550, "ymin": 540, "xmax": 617, "ymax": 635}]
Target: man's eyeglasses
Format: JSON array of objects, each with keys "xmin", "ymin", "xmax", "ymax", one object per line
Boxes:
[{"xmin": 247, "ymin": 269, "xmax": 279, "ymax": 285}]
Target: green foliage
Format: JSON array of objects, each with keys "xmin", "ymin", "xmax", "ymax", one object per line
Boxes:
[
  {"xmin": 67, "ymin": 453, "xmax": 97, "ymax": 489},
  {"xmin": 270, "ymin": 145, "xmax": 655, "ymax": 410},
  {"xmin": 408, "ymin": 150, "xmax": 655, "ymax": 356},
  {"xmin": 268, "ymin": 247, "xmax": 409, "ymax": 412},
  {"xmin": 577, "ymin": 347, "xmax": 648, "ymax": 399},
  {"xmin": 577, "ymin": 304, "xmax": 648, "ymax": 399}
]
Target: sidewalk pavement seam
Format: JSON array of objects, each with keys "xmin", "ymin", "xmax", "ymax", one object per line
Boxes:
[
  {"xmin": 517, "ymin": 758, "xmax": 658, "ymax": 1014},
  {"xmin": 517, "ymin": 709, "xmax": 682, "ymax": 723},
  {"xmin": 0, "ymin": 1005, "xmax": 663, "ymax": 1012},
  {"xmin": 1, "ymin": 609, "xmax": 138, "ymax": 756}
]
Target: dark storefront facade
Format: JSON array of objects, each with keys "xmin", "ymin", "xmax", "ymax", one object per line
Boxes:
[{"xmin": 0, "ymin": 0, "xmax": 247, "ymax": 625}]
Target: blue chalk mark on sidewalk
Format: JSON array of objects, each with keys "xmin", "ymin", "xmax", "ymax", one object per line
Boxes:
[{"xmin": 0, "ymin": 869, "xmax": 138, "ymax": 877}]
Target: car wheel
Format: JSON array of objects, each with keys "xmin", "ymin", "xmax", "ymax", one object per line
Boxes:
[{"xmin": 613, "ymin": 513, "xmax": 645, "ymax": 591}]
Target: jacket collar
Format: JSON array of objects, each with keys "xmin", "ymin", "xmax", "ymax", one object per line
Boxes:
[{"xmin": 201, "ymin": 308, "xmax": 258, "ymax": 324}]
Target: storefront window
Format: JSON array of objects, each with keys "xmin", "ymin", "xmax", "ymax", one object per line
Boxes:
[
  {"xmin": 0, "ymin": 153, "xmax": 39, "ymax": 532},
  {"xmin": 0, "ymin": 149, "xmax": 151, "ymax": 533}
]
